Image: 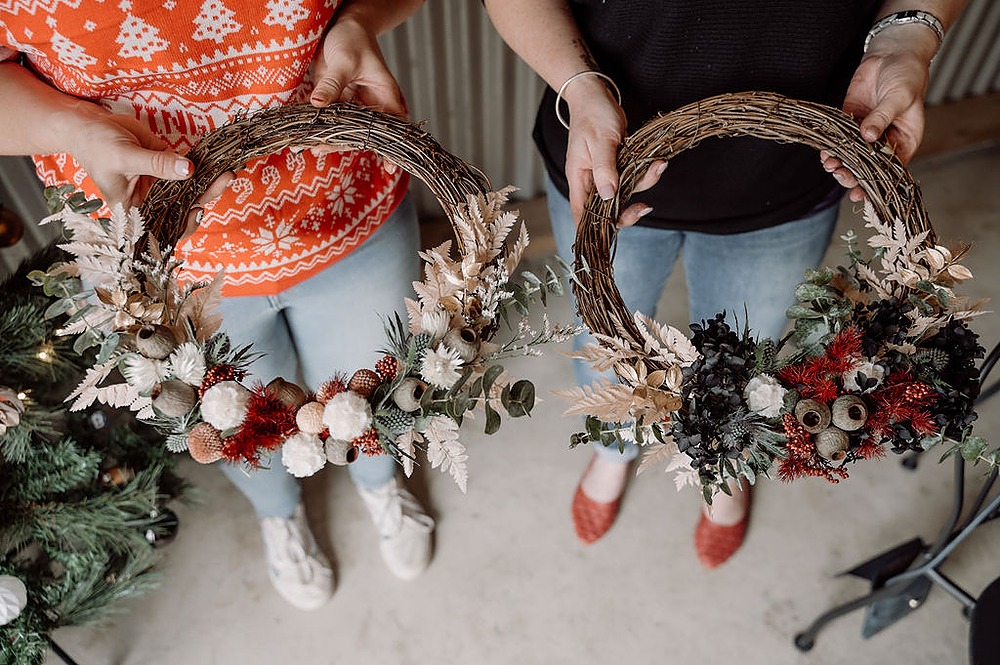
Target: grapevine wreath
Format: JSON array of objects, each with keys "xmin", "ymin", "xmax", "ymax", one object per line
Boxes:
[
  {"xmin": 557, "ymin": 91, "xmax": 991, "ymax": 502},
  {"xmin": 35, "ymin": 104, "xmax": 577, "ymax": 492}
]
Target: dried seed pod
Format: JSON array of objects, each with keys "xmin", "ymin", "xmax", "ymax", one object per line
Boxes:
[
  {"xmin": 265, "ymin": 377, "xmax": 308, "ymax": 410},
  {"xmin": 392, "ymin": 377, "xmax": 428, "ymax": 412},
  {"xmin": 463, "ymin": 295, "xmax": 483, "ymax": 322},
  {"xmin": 348, "ymin": 368, "xmax": 382, "ymax": 399},
  {"xmin": 325, "ymin": 438, "xmax": 358, "ymax": 466},
  {"xmin": 815, "ymin": 426, "xmax": 849, "ymax": 461},
  {"xmin": 152, "ymin": 380, "xmax": 197, "ymax": 417},
  {"xmin": 0, "ymin": 401, "xmax": 21, "ymax": 430},
  {"xmin": 443, "ymin": 326, "xmax": 480, "ymax": 363},
  {"xmin": 134, "ymin": 324, "xmax": 177, "ymax": 360},
  {"xmin": 295, "ymin": 401, "xmax": 327, "ymax": 435},
  {"xmin": 831, "ymin": 394, "xmax": 868, "ymax": 431},
  {"xmin": 187, "ymin": 422, "xmax": 226, "ymax": 464},
  {"xmin": 794, "ymin": 399, "xmax": 831, "ymax": 434}
]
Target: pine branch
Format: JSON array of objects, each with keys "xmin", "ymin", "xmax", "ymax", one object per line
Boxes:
[
  {"xmin": 48, "ymin": 547, "xmax": 161, "ymax": 628},
  {"xmin": 28, "ymin": 469, "xmax": 162, "ymax": 555},
  {"xmin": 11, "ymin": 438, "xmax": 102, "ymax": 502}
]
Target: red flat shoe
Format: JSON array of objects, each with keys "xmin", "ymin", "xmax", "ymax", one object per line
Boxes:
[
  {"xmin": 694, "ymin": 483, "xmax": 752, "ymax": 568},
  {"xmin": 571, "ymin": 456, "xmax": 624, "ymax": 544}
]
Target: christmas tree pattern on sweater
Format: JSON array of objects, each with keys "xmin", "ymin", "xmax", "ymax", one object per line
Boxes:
[{"xmin": 0, "ymin": 0, "xmax": 407, "ymax": 297}]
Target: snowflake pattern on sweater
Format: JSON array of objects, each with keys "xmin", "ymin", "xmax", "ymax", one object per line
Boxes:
[{"xmin": 0, "ymin": 0, "xmax": 407, "ymax": 296}]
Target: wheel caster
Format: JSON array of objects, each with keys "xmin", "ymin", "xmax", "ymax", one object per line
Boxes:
[{"xmin": 794, "ymin": 633, "xmax": 815, "ymax": 652}]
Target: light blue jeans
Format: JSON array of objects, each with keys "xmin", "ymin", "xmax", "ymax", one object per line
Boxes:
[
  {"xmin": 546, "ymin": 177, "xmax": 839, "ymax": 462},
  {"xmin": 216, "ymin": 195, "xmax": 420, "ymax": 518}
]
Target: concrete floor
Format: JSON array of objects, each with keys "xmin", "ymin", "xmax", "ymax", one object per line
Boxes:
[{"xmin": 45, "ymin": 142, "xmax": 1000, "ymax": 664}]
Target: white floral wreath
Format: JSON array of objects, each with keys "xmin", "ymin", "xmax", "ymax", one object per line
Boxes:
[{"xmin": 34, "ymin": 105, "xmax": 577, "ymax": 492}]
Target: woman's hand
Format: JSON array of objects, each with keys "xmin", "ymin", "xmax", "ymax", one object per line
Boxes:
[
  {"xmin": 822, "ymin": 24, "xmax": 938, "ymax": 201},
  {"xmin": 69, "ymin": 106, "xmax": 232, "ymax": 238},
  {"xmin": 70, "ymin": 106, "xmax": 194, "ymax": 210},
  {"xmin": 309, "ymin": 13, "xmax": 406, "ymax": 115},
  {"xmin": 561, "ymin": 76, "xmax": 666, "ymax": 226}
]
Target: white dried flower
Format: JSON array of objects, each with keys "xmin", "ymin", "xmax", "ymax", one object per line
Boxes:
[
  {"xmin": 168, "ymin": 342, "xmax": 206, "ymax": 386},
  {"xmin": 420, "ymin": 307, "xmax": 451, "ymax": 340},
  {"xmin": 420, "ymin": 344, "xmax": 463, "ymax": 389},
  {"xmin": 122, "ymin": 354, "xmax": 169, "ymax": 393},
  {"xmin": 322, "ymin": 391, "xmax": 373, "ymax": 440},
  {"xmin": 843, "ymin": 360, "xmax": 885, "ymax": 393},
  {"xmin": 743, "ymin": 374, "xmax": 787, "ymax": 418},
  {"xmin": 200, "ymin": 380, "xmax": 251, "ymax": 430},
  {"xmin": 281, "ymin": 432, "xmax": 327, "ymax": 478},
  {"xmin": 0, "ymin": 574, "xmax": 28, "ymax": 626}
]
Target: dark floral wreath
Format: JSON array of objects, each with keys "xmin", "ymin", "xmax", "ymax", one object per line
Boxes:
[
  {"xmin": 34, "ymin": 104, "xmax": 577, "ymax": 492},
  {"xmin": 557, "ymin": 91, "xmax": 989, "ymax": 501}
]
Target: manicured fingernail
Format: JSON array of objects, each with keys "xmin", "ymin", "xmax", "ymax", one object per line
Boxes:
[
  {"xmin": 654, "ymin": 162, "xmax": 668, "ymax": 177},
  {"xmin": 175, "ymin": 160, "xmax": 191, "ymax": 177},
  {"xmin": 312, "ymin": 92, "xmax": 329, "ymax": 106},
  {"xmin": 636, "ymin": 205, "xmax": 653, "ymax": 219},
  {"xmin": 863, "ymin": 128, "xmax": 879, "ymax": 141},
  {"xmin": 194, "ymin": 208, "xmax": 204, "ymax": 223},
  {"xmin": 597, "ymin": 183, "xmax": 614, "ymax": 200}
]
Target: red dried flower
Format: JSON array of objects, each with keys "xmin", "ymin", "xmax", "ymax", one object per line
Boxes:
[{"xmin": 221, "ymin": 385, "xmax": 298, "ymax": 467}]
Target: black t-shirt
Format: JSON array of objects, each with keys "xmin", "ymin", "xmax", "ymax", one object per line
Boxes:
[{"xmin": 534, "ymin": 0, "xmax": 881, "ymax": 233}]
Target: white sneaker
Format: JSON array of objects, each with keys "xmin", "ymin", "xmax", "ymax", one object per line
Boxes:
[
  {"xmin": 357, "ymin": 477, "xmax": 435, "ymax": 580},
  {"xmin": 259, "ymin": 504, "xmax": 334, "ymax": 610}
]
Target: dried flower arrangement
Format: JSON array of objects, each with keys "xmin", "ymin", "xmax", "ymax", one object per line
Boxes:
[
  {"xmin": 558, "ymin": 91, "xmax": 990, "ymax": 502},
  {"xmin": 32, "ymin": 104, "xmax": 578, "ymax": 492}
]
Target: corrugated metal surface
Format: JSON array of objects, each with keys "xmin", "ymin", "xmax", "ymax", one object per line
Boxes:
[
  {"xmin": 2, "ymin": 2, "xmax": 998, "ymax": 278},
  {"xmin": 928, "ymin": 0, "xmax": 1000, "ymax": 104},
  {"xmin": 384, "ymin": 1, "xmax": 1000, "ymax": 212},
  {"xmin": 379, "ymin": 2, "xmax": 546, "ymax": 216}
]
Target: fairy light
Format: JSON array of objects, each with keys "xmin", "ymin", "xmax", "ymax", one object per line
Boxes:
[
  {"xmin": 36, "ymin": 343, "xmax": 54, "ymax": 363},
  {"xmin": 16, "ymin": 392, "xmax": 27, "ymax": 401}
]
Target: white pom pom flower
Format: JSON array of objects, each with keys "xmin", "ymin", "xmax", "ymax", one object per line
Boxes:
[
  {"xmin": 200, "ymin": 380, "xmax": 251, "ymax": 430},
  {"xmin": 743, "ymin": 374, "xmax": 787, "ymax": 418},
  {"xmin": 420, "ymin": 344, "xmax": 463, "ymax": 389},
  {"xmin": 122, "ymin": 353, "xmax": 169, "ymax": 393},
  {"xmin": 322, "ymin": 391, "xmax": 372, "ymax": 440},
  {"xmin": 281, "ymin": 432, "xmax": 327, "ymax": 478},
  {"xmin": 168, "ymin": 342, "xmax": 207, "ymax": 386}
]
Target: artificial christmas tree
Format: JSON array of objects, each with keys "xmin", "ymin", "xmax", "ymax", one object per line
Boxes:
[{"xmin": 0, "ymin": 246, "xmax": 188, "ymax": 665}]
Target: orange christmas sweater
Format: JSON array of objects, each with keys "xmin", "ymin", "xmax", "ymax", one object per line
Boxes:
[{"xmin": 0, "ymin": 0, "xmax": 408, "ymax": 296}]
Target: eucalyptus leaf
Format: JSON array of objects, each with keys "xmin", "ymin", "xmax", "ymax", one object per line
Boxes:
[
  {"xmin": 96, "ymin": 333, "xmax": 121, "ymax": 365},
  {"xmin": 484, "ymin": 403, "xmax": 501, "ymax": 435},
  {"xmin": 482, "ymin": 364, "xmax": 504, "ymax": 394},
  {"xmin": 501, "ymin": 379, "xmax": 534, "ymax": 418}
]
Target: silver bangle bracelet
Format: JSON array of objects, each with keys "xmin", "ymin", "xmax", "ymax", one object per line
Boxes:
[
  {"xmin": 863, "ymin": 9, "xmax": 944, "ymax": 53},
  {"xmin": 554, "ymin": 70, "xmax": 622, "ymax": 130}
]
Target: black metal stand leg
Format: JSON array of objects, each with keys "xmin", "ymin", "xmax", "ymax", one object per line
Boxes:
[
  {"xmin": 49, "ymin": 641, "xmax": 82, "ymax": 665},
  {"xmin": 793, "ymin": 579, "xmax": 923, "ymax": 651}
]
